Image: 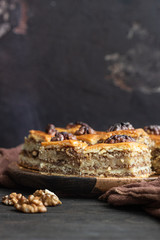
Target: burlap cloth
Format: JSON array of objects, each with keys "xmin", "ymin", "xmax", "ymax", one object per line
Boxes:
[{"xmin": 0, "ymin": 145, "xmax": 160, "ymax": 218}]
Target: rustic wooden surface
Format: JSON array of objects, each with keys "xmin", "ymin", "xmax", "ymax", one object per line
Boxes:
[
  {"xmin": 1, "ymin": 0, "xmax": 160, "ymax": 148},
  {"xmin": 7, "ymin": 162, "xmax": 159, "ymax": 196},
  {"xmin": 0, "ymin": 187, "xmax": 160, "ymax": 239}
]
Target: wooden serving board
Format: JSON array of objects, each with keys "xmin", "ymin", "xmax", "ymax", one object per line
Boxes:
[{"xmin": 7, "ymin": 162, "xmax": 158, "ymax": 197}]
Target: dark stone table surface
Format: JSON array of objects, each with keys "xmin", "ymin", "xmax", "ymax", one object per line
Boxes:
[{"xmin": 0, "ymin": 187, "xmax": 159, "ymax": 240}]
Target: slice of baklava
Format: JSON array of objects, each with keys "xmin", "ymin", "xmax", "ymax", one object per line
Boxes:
[
  {"xmin": 19, "ymin": 124, "xmax": 75, "ymax": 170},
  {"xmin": 82, "ymin": 135, "xmax": 151, "ymax": 178},
  {"xmin": 19, "ymin": 122, "xmax": 152, "ymax": 178},
  {"xmin": 39, "ymin": 139, "xmax": 88, "ymax": 174},
  {"xmin": 34, "ymin": 134, "xmax": 151, "ymax": 178},
  {"xmin": 19, "ymin": 129, "xmax": 54, "ymax": 170},
  {"xmin": 144, "ymin": 125, "xmax": 160, "ymax": 174}
]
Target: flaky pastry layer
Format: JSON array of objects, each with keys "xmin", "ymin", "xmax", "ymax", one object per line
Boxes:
[
  {"xmin": 84, "ymin": 142, "xmax": 148, "ymax": 153},
  {"xmin": 77, "ymin": 128, "xmax": 152, "ymax": 147},
  {"xmin": 19, "ymin": 126, "xmax": 154, "ymax": 178},
  {"xmin": 41, "ymin": 140, "xmax": 88, "ymax": 149}
]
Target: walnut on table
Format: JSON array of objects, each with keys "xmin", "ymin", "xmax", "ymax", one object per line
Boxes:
[
  {"xmin": 2, "ymin": 189, "xmax": 61, "ymax": 213},
  {"xmin": 15, "ymin": 195, "xmax": 47, "ymax": 213},
  {"xmin": 33, "ymin": 189, "xmax": 62, "ymax": 207},
  {"xmin": 2, "ymin": 192, "xmax": 27, "ymax": 206}
]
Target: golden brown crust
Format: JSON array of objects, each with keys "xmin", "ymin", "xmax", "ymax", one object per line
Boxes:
[
  {"xmin": 55, "ymin": 127, "xmax": 68, "ymax": 132},
  {"xmin": 84, "ymin": 142, "xmax": 148, "ymax": 153},
  {"xmin": 77, "ymin": 128, "xmax": 149, "ymax": 145},
  {"xmin": 98, "ymin": 128, "xmax": 148, "ymax": 138},
  {"xmin": 29, "ymin": 130, "xmax": 52, "ymax": 142},
  {"xmin": 29, "ymin": 127, "xmax": 80, "ymax": 143},
  {"xmin": 55, "ymin": 126, "xmax": 82, "ymax": 134},
  {"xmin": 76, "ymin": 134, "xmax": 101, "ymax": 144},
  {"xmin": 65, "ymin": 125, "xmax": 82, "ymax": 134},
  {"xmin": 149, "ymin": 134, "xmax": 160, "ymax": 147},
  {"xmin": 41, "ymin": 140, "xmax": 88, "ymax": 149}
]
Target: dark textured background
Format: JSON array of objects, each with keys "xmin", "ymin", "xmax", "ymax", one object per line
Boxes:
[{"xmin": 1, "ymin": 0, "xmax": 160, "ymax": 147}]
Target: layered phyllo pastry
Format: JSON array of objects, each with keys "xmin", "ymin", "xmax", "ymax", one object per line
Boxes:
[
  {"xmin": 19, "ymin": 122, "xmax": 95, "ymax": 171},
  {"xmin": 19, "ymin": 122, "xmax": 152, "ymax": 178}
]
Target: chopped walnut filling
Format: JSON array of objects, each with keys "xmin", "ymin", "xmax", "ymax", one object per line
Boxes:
[
  {"xmin": 33, "ymin": 189, "xmax": 62, "ymax": 206},
  {"xmin": 101, "ymin": 135, "xmax": 136, "ymax": 144},
  {"xmin": 107, "ymin": 122, "xmax": 134, "ymax": 132},
  {"xmin": 144, "ymin": 125, "xmax": 160, "ymax": 135},
  {"xmin": 45, "ymin": 124, "xmax": 57, "ymax": 135},
  {"xmin": 51, "ymin": 131, "xmax": 77, "ymax": 141}
]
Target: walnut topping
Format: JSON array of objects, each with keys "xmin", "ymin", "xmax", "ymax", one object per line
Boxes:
[
  {"xmin": 74, "ymin": 125, "xmax": 95, "ymax": 135},
  {"xmin": 33, "ymin": 189, "xmax": 62, "ymax": 206},
  {"xmin": 15, "ymin": 195, "xmax": 47, "ymax": 213},
  {"xmin": 66, "ymin": 121, "xmax": 95, "ymax": 135},
  {"xmin": 106, "ymin": 122, "xmax": 134, "ymax": 132},
  {"xmin": 51, "ymin": 132, "xmax": 77, "ymax": 141},
  {"xmin": 45, "ymin": 124, "xmax": 57, "ymax": 135},
  {"xmin": 2, "ymin": 193, "xmax": 27, "ymax": 206},
  {"xmin": 66, "ymin": 121, "xmax": 88, "ymax": 129},
  {"xmin": 103, "ymin": 135, "xmax": 136, "ymax": 144},
  {"xmin": 144, "ymin": 125, "xmax": 160, "ymax": 135}
]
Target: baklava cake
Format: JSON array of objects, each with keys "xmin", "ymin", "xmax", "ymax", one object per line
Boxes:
[
  {"xmin": 19, "ymin": 122, "xmax": 153, "ymax": 178},
  {"xmin": 144, "ymin": 125, "xmax": 160, "ymax": 174}
]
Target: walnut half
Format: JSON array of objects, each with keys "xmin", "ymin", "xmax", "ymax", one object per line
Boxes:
[
  {"xmin": 33, "ymin": 189, "xmax": 62, "ymax": 207},
  {"xmin": 106, "ymin": 122, "xmax": 134, "ymax": 132},
  {"xmin": 2, "ymin": 189, "xmax": 61, "ymax": 213},
  {"xmin": 15, "ymin": 195, "xmax": 47, "ymax": 213},
  {"xmin": 2, "ymin": 193, "xmax": 27, "ymax": 206},
  {"xmin": 144, "ymin": 125, "xmax": 160, "ymax": 135}
]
